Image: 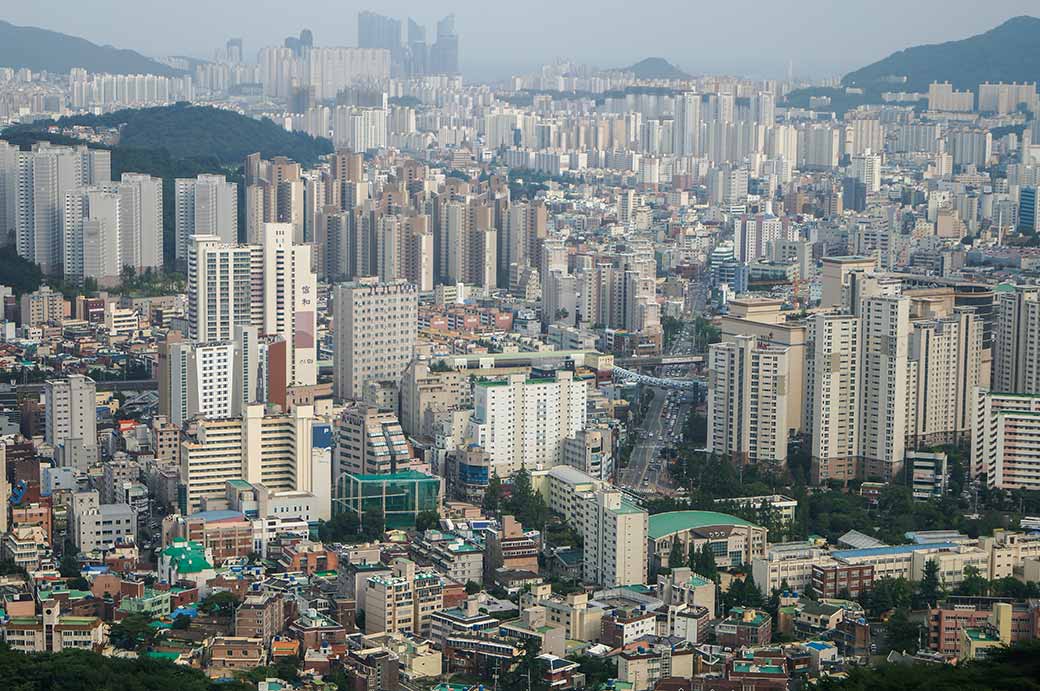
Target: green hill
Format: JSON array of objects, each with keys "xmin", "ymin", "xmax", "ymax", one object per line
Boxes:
[
  {"xmin": 0, "ymin": 20, "xmax": 181, "ymax": 76},
  {"xmin": 623, "ymin": 57, "xmax": 691, "ymax": 80},
  {"xmin": 10, "ymin": 103, "xmax": 333, "ymax": 167},
  {"xmin": 843, "ymin": 15, "xmax": 1040, "ymax": 92}
]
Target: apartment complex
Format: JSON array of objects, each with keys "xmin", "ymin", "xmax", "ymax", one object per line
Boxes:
[{"xmin": 469, "ymin": 370, "xmax": 587, "ymax": 475}]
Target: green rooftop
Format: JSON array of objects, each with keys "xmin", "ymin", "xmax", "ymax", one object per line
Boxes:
[
  {"xmin": 162, "ymin": 539, "xmax": 213, "ymax": 574},
  {"xmin": 648, "ymin": 510, "xmax": 758, "ymax": 540},
  {"xmin": 965, "ymin": 628, "xmax": 1002, "ymax": 642}
]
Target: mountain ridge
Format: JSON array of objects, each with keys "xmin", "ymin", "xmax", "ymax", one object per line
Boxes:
[
  {"xmin": 0, "ymin": 20, "xmax": 181, "ymax": 76},
  {"xmin": 843, "ymin": 16, "xmax": 1040, "ymax": 93}
]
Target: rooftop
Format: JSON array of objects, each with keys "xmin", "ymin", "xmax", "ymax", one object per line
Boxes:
[
  {"xmin": 648, "ymin": 510, "xmax": 757, "ymax": 540},
  {"xmin": 832, "ymin": 542, "xmax": 959, "ymax": 560}
]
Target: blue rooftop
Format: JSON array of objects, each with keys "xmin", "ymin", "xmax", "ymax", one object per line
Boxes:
[{"xmin": 832, "ymin": 542, "xmax": 959, "ymax": 559}]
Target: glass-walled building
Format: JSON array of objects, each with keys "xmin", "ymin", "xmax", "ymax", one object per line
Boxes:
[{"xmin": 335, "ymin": 470, "xmax": 441, "ymax": 528}]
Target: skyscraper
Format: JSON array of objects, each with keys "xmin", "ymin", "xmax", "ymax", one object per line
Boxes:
[
  {"xmin": 187, "ymin": 235, "xmax": 257, "ymax": 342},
  {"xmin": 430, "ymin": 14, "xmax": 459, "ymax": 75},
  {"xmin": 260, "ymin": 223, "xmax": 317, "ymax": 389}
]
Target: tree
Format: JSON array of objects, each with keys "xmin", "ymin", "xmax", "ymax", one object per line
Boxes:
[
  {"xmin": 862, "ymin": 576, "xmax": 912, "ymax": 618},
  {"xmin": 361, "ymin": 506, "xmax": 385, "ymax": 540},
  {"xmin": 199, "ymin": 591, "xmax": 240, "ymax": 616},
  {"xmin": 885, "ymin": 608, "xmax": 921, "ymax": 654},
  {"xmin": 570, "ymin": 655, "xmax": 616, "ymax": 688},
  {"xmin": 662, "ymin": 538, "xmax": 680, "ymax": 571},
  {"xmin": 502, "ymin": 638, "xmax": 550, "ymax": 691},
  {"xmin": 58, "ymin": 547, "xmax": 81, "ymax": 578},
  {"xmin": 109, "ymin": 614, "xmax": 157, "ymax": 651},
  {"xmin": 318, "ymin": 511, "xmax": 362, "ymax": 543},
  {"xmin": 171, "ymin": 614, "xmax": 191, "ymax": 630},
  {"xmin": 465, "ymin": 580, "xmax": 481, "ymax": 595},
  {"xmin": 955, "ymin": 565, "xmax": 990, "ymax": 597},
  {"xmin": 505, "ymin": 469, "xmax": 550, "ymax": 531},
  {"xmin": 415, "ymin": 510, "xmax": 441, "ymax": 532},
  {"xmin": 813, "ymin": 640, "xmax": 1040, "ymax": 690},
  {"xmin": 914, "ymin": 558, "xmax": 942, "ymax": 609},
  {"xmin": 694, "ymin": 543, "xmax": 719, "ymax": 582},
  {"xmin": 483, "ymin": 474, "xmax": 504, "ymax": 515},
  {"xmin": 0, "ymin": 646, "xmax": 254, "ymax": 691}
]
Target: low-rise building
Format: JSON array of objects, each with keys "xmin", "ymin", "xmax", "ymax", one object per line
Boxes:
[
  {"xmin": 0, "ymin": 601, "xmax": 105, "ymax": 653},
  {"xmin": 648, "ymin": 511, "xmax": 767, "ymax": 572},
  {"xmin": 364, "ymin": 558, "xmax": 444, "ymax": 637},
  {"xmin": 411, "ymin": 530, "xmax": 484, "ymax": 585},
  {"xmin": 208, "ymin": 637, "xmax": 266, "ymax": 676},
  {"xmin": 715, "ymin": 608, "xmax": 772, "ymax": 648}
]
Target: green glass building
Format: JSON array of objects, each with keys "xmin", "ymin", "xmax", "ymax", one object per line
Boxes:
[{"xmin": 335, "ymin": 470, "xmax": 442, "ymax": 528}]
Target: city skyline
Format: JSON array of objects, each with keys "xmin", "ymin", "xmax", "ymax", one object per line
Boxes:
[{"xmin": 4, "ymin": 1, "xmax": 1039, "ymax": 81}]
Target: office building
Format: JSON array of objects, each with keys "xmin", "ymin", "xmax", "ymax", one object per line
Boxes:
[
  {"xmin": 333, "ymin": 278, "xmax": 418, "ymax": 401},
  {"xmin": 334, "ymin": 403, "xmax": 414, "ymax": 476},
  {"xmin": 334, "ymin": 470, "xmax": 441, "ymax": 529},
  {"xmin": 259, "ymin": 223, "xmax": 317, "ymax": 388}
]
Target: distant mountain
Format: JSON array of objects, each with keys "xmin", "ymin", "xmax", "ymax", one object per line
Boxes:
[
  {"xmin": 624, "ymin": 57, "xmax": 690, "ymax": 80},
  {"xmin": 843, "ymin": 16, "xmax": 1040, "ymax": 93},
  {"xmin": 0, "ymin": 20, "xmax": 181, "ymax": 76}
]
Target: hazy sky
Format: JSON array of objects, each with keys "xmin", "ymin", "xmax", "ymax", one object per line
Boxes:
[{"xmin": 6, "ymin": 1, "xmax": 1039, "ymax": 82}]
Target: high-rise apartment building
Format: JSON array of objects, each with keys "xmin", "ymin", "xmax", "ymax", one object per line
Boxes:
[
  {"xmin": 468, "ymin": 370, "xmax": 587, "ymax": 476},
  {"xmin": 187, "ymin": 235, "xmax": 257, "ymax": 342},
  {"xmin": 850, "ymin": 149, "xmax": 882, "ymax": 194},
  {"xmin": 859, "ymin": 296, "xmax": 913, "ymax": 481},
  {"xmin": 910, "ymin": 309, "xmax": 983, "ymax": 445},
  {"xmin": 707, "ymin": 335, "xmax": 790, "ymax": 466},
  {"xmin": 805, "ymin": 314, "xmax": 861, "ymax": 483},
  {"xmin": 972, "ymin": 390, "xmax": 1040, "ymax": 491},
  {"xmin": 333, "ymin": 278, "xmax": 418, "ymax": 401},
  {"xmin": 175, "ymin": 174, "xmax": 238, "ymax": 261},
  {"xmin": 44, "ymin": 375, "xmax": 98, "ymax": 470},
  {"xmin": 544, "ymin": 466, "xmax": 647, "ymax": 587},
  {"xmin": 15, "ymin": 143, "xmax": 110, "ymax": 274},
  {"xmin": 993, "ymin": 285, "xmax": 1040, "ymax": 394}
]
